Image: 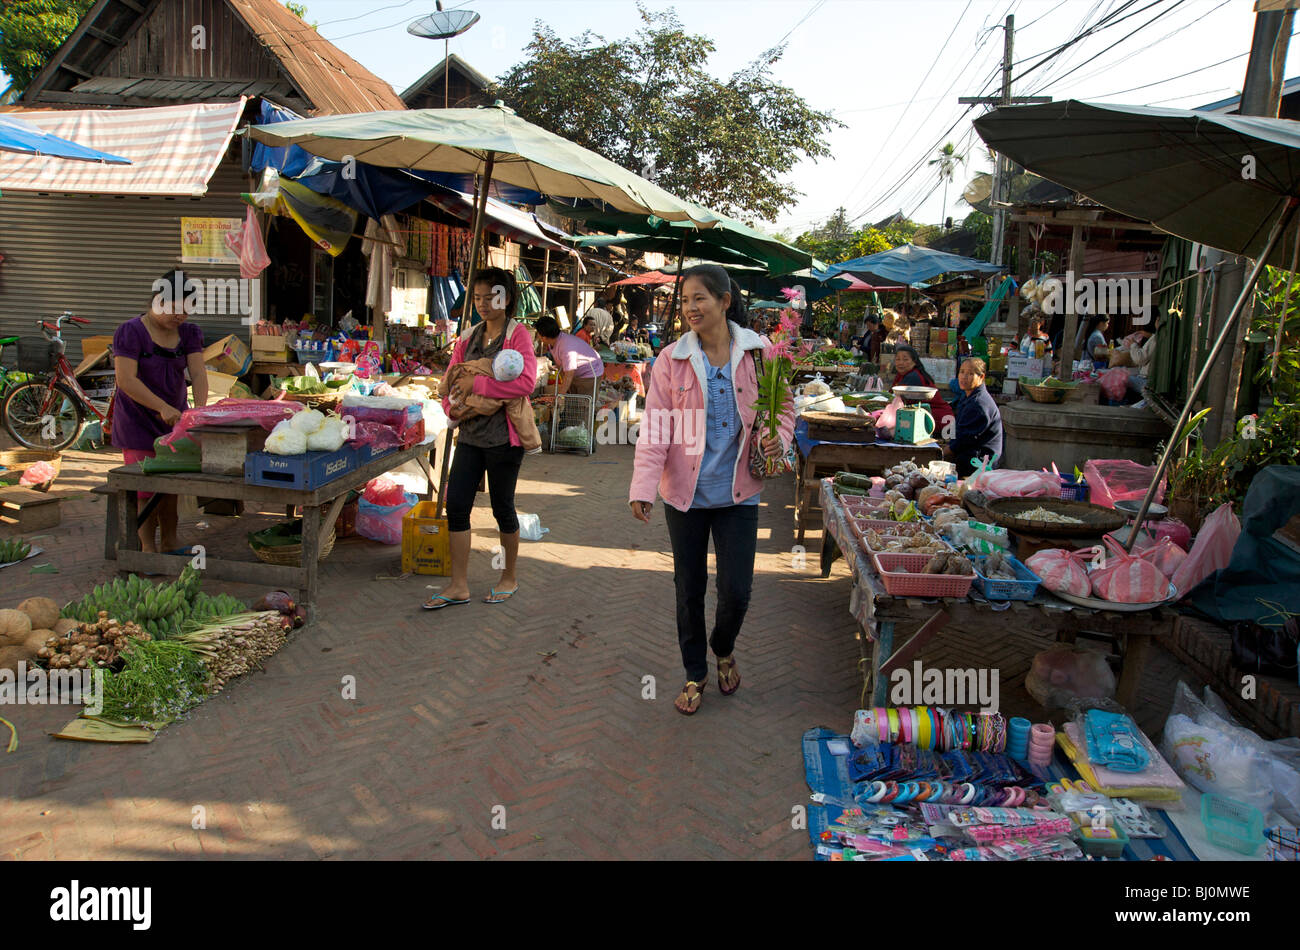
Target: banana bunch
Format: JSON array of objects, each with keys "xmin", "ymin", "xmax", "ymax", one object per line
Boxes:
[
  {"xmin": 63, "ymin": 566, "xmax": 246, "ymax": 640},
  {"xmin": 0, "ymin": 537, "xmax": 33, "ymax": 563}
]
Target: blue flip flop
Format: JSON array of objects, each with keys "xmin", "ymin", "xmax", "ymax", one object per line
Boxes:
[
  {"xmin": 423, "ymin": 594, "xmax": 471, "ymax": 611},
  {"xmin": 482, "ymin": 587, "xmax": 518, "ymax": 604}
]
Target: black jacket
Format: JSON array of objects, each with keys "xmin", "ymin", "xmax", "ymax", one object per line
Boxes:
[{"xmin": 950, "ymin": 384, "xmax": 1003, "ymax": 475}]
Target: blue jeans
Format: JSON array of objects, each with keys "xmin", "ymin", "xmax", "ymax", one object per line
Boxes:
[{"xmin": 663, "ymin": 504, "xmax": 759, "ymax": 682}]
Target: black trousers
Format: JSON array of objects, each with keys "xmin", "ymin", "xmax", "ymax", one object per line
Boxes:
[
  {"xmin": 663, "ymin": 504, "xmax": 759, "ymax": 683},
  {"xmin": 445, "ymin": 442, "xmax": 525, "ymax": 533}
]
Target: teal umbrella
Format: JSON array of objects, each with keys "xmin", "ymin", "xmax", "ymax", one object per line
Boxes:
[{"xmin": 573, "ymin": 232, "xmax": 767, "ymax": 269}]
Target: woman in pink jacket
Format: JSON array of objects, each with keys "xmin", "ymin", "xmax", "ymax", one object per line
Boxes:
[
  {"xmin": 629, "ymin": 265, "xmax": 795, "ymax": 715},
  {"xmin": 426, "ymin": 267, "xmax": 538, "ymax": 610}
]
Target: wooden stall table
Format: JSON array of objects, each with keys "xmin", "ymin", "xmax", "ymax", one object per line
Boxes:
[
  {"xmin": 794, "ymin": 417, "xmax": 942, "ymax": 544},
  {"xmin": 816, "ymin": 478, "xmax": 1176, "ymax": 709},
  {"xmin": 105, "ymin": 439, "xmax": 442, "ymax": 614}
]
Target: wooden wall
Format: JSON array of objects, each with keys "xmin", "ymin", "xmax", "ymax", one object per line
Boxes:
[{"xmin": 102, "ymin": 0, "xmax": 281, "ymax": 80}]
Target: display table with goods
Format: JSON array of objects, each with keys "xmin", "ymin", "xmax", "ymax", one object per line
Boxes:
[
  {"xmin": 816, "ymin": 476, "xmax": 1177, "ymax": 710},
  {"xmin": 0, "ymin": 568, "xmax": 309, "ymax": 744},
  {"xmin": 103, "ymin": 395, "xmax": 441, "ymax": 609}
]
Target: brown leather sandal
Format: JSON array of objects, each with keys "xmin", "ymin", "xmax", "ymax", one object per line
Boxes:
[
  {"xmin": 717, "ymin": 655, "xmax": 741, "ymax": 695},
  {"xmin": 674, "ymin": 680, "xmax": 706, "ymax": 715}
]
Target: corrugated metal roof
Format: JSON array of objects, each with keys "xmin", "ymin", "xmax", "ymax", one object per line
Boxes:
[
  {"xmin": 72, "ymin": 76, "xmax": 297, "ymax": 102},
  {"xmin": 229, "ymin": 0, "xmax": 406, "ymax": 115}
]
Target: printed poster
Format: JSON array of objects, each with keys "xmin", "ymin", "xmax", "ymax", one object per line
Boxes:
[{"xmin": 181, "ymin": 217, "xmax": 242, "ymax": 264}]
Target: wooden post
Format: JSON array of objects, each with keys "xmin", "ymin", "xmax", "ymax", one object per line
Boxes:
[
  {"xmin": 1010, "ymin": 222, "xmax": 1030, "ymax": 336},
  {"xmin": 541, "ymin": 248, "xmax": 551, "ymax": 312},
  {"xmin": 1057, "ymin": 224, "xmax": 1085, "ymax": 375},
  {"xmin": 1186, "ymin": 255, "xmax": 1206, "ymax": 404},
  {"xmin": 458, "ymin": 151, "xmax": 496, "ymax": 337}
]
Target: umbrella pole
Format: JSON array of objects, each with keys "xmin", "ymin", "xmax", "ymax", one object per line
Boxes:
[
  {"xmin": 1122, "ymin": 196, "xmax": 1299, "ymax": 554},
  {"xmin": 670, "ymin": 233, "xmax": 687, "ymax": 337},
  {"xmin": 458, "ymin": 151, "xmax": 496, "ymax": 337}
]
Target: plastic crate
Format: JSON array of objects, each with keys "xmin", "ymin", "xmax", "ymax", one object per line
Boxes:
[
  {"xmin": 971, "ymin": 554, "xmax": 1043, "ymax": 601},
  {"xmin": 1059, "ymin": 475, "xmax": 1089, "ymax": 502},
  {"xmin": 1201, "ymin": 794, "xmax": 1264, "ymax": 855},
  {"xmin": 873, "ymin": 552, "xmax": 974, "ymax": 598},
  {"xmin": 401, "ymin": 501, "xmax": 450, "ymax": 575},
  {"xmin": 244, "ymin": 446, "xmax": 359, "ymax": 490}
]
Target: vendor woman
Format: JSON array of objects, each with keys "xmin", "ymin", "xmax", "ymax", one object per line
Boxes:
[
  {"xmin": 112, "ymin": 270, "xmax": 207, "ymax": 554},
  {"xmin": 891, "ymin": 344, "xmax": 954, "ymax": 432},
  {"xmin": 944, "ymin": 357, "xmax": 1003, "ymax": 477}
]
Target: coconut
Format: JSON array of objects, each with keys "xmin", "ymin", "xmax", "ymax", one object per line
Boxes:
[{"xmin": 16, "ymin": 597, "xmax": 59, "ymax": 630}]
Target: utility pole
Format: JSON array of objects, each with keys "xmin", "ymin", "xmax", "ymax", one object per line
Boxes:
[
  {"xmin": 1203, "ymin": 2, "xmax": 1294, "ymax": 447},
  {"xmin": 959, "ymin": 14, "xmax": 1051, "ymax": 267}
]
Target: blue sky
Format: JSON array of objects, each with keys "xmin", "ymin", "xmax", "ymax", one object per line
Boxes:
[{"xmin": 9, "ymin": 1, "xmax": 1267, "ymax": 235}]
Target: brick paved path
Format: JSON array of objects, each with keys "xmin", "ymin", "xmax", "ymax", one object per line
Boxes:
[{"xmin": 0, "ymin": 444, "xmax": 1192, "ymax": 859}]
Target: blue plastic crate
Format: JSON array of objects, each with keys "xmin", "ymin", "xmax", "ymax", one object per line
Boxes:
[
  {"xmin": 971, "ymin": 553, "xmax": 1042, "ymax": 601},
  {"xmin": 1202, "ymin": 794, "xmax": 1264, "ymax": 855},
  {"xmin": 245, "ymin": 446, "xmax": 358, "ymax": 490},
  {"xmin": 1059, "ymin": 475, "xmax": 1089, "ymax": 501}
]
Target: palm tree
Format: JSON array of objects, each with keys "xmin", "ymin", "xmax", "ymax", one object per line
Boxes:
[{"xmin": 929, "ymin": 142, "xmax": 967, "ymax": 230}]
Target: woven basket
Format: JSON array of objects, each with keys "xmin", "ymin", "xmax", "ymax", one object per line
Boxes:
[
  {"xmin": 984, "ymin": 497, "xmax": 1126, "ymax": 538},
  {"xmin": 1024, "ymin": 383, "xmax": 1071, "ymax": 404},
  {"xmin": 0, "ymin": 448, "xmax": 62, "ymax": 491},
  {"xmin": 251, "ymin": 527, "xmax": 336, "ymax": 564}
]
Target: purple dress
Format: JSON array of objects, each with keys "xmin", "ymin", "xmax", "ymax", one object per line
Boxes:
[{"xmin": 110, "ymin": 316, "xmax": 203, "ymax": 452}]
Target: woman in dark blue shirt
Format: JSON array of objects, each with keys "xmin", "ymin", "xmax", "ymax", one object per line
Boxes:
[{"xmin": 945, "ymin": 357, "xmax": 1003, "ymax": 477}]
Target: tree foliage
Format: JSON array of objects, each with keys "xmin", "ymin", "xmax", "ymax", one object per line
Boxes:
[
  {"xmin": 493, "ymin": 4, "xmax": 839, "ymax": 219},
  {"xmin": 0, "ymin": 0, "xmax": 92, "ymax": 93}
]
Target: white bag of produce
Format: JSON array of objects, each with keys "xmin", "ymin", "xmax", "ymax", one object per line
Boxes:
[
  {"xmin": 289, "ymin": 408, "xmax": 326, "ymax": 433},
  {"xmin": 265, "ymin": 419, "xmax": 307, "ymax": 455},
  {"xmin": 305, "ymin": 416, "xmax": 348, "ymax": 452}
]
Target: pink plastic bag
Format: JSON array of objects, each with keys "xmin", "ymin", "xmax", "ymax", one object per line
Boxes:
[
  {"xmin": 160, "ymin": 398, "xmax": 299, "ymax": 447},
  {"xmin": 1084, "ymin": 458, "xmax": 1165, "ymax": 509},
  {"xmin": 237, "ymin": 206, "xmax": 271, "ymax": 280},
  {"xmin": 1171, "ymin": 502, "xmax": 1240, "ymax": 597},
  {"xmin": 965, "ymin": 465, "xmax": 1060, "ymax": 499},
  {"xmin": 1089, "ymin": 536, "xmax": 1170, "ymax": 603},
  {"xmin": 1025, "ymin": 548, "xmax": 1092, "ymax": 597},
  {"xmin": 1099, "ymin": 367, "xmax": 1128, "ymax": 401},
  {"xmin": 18, "ymin": 460, "xmax": 57, "ymax": 486},
  {"xmin": 871, "ymin": 396, "xmax": 906, "ymax": 438},
  {"xmin": 355, "ymin": 491, "xmax": 418, "ymax": 545},
  {"xmin": 1138, "ymin": 536, "xmax": 1188, "ymax": 577},
  {"xmin": 346, "ymin": 421, "xmax": 401, "ymax": 453},
  {"xmin": 363, "ymin": 475, "xmax": 407, "ymax": 507}
]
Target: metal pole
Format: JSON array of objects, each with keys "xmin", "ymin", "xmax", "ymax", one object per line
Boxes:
[
  {"xmin": 990, "ymin": 14, "xmax": 1014, "ymax": 267},
  {"xmin": 1123, "ymin": 196, "xmax": 1298, "ymax": 554}
]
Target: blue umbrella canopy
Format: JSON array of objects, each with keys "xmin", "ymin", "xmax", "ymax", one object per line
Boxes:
[
  {"xmin": 0, "ymin": 114, "xmax": 131, "ymax": 164},
  {"xmin": 823, "ymin": 243, "xmax": 1003, "ymax": 285}
]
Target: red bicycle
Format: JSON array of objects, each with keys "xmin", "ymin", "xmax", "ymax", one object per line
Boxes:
[{"xmin": 1, "ymin": 312, "xmax": 106, "ymax": 450}]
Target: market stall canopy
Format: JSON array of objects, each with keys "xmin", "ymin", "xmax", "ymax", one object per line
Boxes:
[
  {"xmin": 0, "ymin": 99, "xmax": 242, "ymax": 196},
  {"xmin": 573, "ymin": 232, "xmax": 768, "ymax": 269},
  {"xmin": 247, "ymin": 102, "xmax": 721, "ymax": 226},
  {"xmin": 0, "ymin": 114, "xmax": 130, "ymax": 164},
  {"xmin": 609, "ymin": 270, "xmax": 676, "ymax": 286},
  {"xmin": 822, "ymin": 243, "xmax": 1004, "ymax": 285},
  {"xmin": 839, "ymin": 274, "xmax": 908, "ymax": 292},
  {"xmin": 420, "ymin": 181, "xmax": 571, "ymax": 252},
  {"xmin": 749, "ymin": 299, "xmax": 788, "ymax": 310},
  {"xmin": 550, "ymin": 197, "xmax": 812, "ymax": 275},
  {"xmin": 972, "ymin": 99, "xmax": 1300, "ymax": 265}
]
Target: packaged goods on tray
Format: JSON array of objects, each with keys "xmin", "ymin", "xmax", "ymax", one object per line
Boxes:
[{"xmin": 1026, "ymin": 548, "xmax": 1092, "ymax": 598}]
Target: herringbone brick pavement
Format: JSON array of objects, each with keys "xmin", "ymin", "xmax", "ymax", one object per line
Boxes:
[{"xmin": 0, "ymin": 442, "xmax": 1195, "ymax": 859}]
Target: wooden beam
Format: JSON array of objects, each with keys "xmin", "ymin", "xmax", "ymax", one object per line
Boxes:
[
  {"xmin": 1058, "ymin": 224, "xmax": 1086, "ymax": 373},
  {"xmin": 57, "ymin": 62, "xmax": 94, "ymax": 80},
  {"xmin": 116, "ymin": 0, "xmax": 146, "ymax": 13},
  {"xmin": 85, "ymin": 26, "xmax": 125, "ymax": 45},
  {"xmin": 1010, "ymin": 212, "xmax": 1164, "ymax": 231}
]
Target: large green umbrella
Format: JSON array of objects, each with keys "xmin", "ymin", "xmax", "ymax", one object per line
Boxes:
[
  {"xmin": 551, "ymin": 198, "xmax": 811, "ymax": 275},
  {"xmin": 974, "ymin": 99, "xmax": 1300, "ymax": 551},
  {"xmin": 573, "ymin": 232, "xmax": 768, "ymax": 269}
]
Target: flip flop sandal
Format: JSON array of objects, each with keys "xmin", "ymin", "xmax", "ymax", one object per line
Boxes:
[
  {"xmin": 482, "ymin": 587, "xmax": 518, "ymax": 604},
  {"xmin": 423, "ymin": 595, "xmax": 471, "ymax": 611},
  {"xmin": 717, "ymin": 655, "xmax": 741, "ymax": 695},
  {"xmin": 674, "ymin": 680, "xmax": 705, "ymax": 716}
]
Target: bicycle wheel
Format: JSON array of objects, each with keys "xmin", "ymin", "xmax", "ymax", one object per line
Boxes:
[{"xmin": 2, "ymin": 380, "xmax": 85, "ymax": 450}]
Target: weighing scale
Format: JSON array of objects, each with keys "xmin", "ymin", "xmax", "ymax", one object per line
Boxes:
[{"xmin": 892, "ymin": 385, "xmax": 938, "ymax": 445}]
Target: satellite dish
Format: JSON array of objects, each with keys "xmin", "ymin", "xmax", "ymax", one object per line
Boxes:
[
  {"xmin": 407, "ymin": 5, "xmax": 480, "ymax": 39},
  {"xmin": 962, "ymin": 172, "xmax": 992, "ymax": 205}
]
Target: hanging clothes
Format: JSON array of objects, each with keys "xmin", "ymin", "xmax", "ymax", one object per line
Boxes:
[{"xmin": 363, "ymin": 214, "xmax": 400, "ymax": 316}]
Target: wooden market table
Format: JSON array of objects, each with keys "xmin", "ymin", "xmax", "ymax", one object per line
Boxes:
[
  {"xmin": 816, "ymin": 478, "xmax": 1177, "ymax": 710},
  {"xmin": 794, "ymin": 418, "xmax": 943, "ymax": 544},
  {"xmin": 104, "ymin": 439, "xmax": 441, "ymax": 611}
]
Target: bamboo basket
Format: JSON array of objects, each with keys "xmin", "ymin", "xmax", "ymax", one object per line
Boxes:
[
  {"xmin": 251, "ymin": 527, "xmax": 336, "ymax": 564},
  {"xmin": 1023, "ymin": 383, "xmax": 1073, "ymax": 404}
]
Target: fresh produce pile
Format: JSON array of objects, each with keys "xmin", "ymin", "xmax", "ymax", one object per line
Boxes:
[
  {"xmin": 801, "ymin": 348, "xmax": 855, "ymax": 366},
  {"xmin": 1017, "ymin": 506, "xmax": 1084, "ymax": 525},
  {"xmin": 63, "ymin": 567, "xmax": 246, "ymax": 639},
  {"xmin": 37, "ymin": 613, "xmax": 150, "ymax": 670},
  {"xmin": 919, "ymin": 552, "xmax": 974, "ymax": 575},
  {"xmin": 174, "ymin": 612, "xmax": 289, "ymax": 693},
  {"xmin": 279, "ymin": 375, "xmax": 351, "ymax": 396},
  {"xmin": 0, "ymin": 597, "xmax": 64, "ymax": 671},
  {"xmin": 863, "ymin": 528, "xmax": 947, "ymax": 555},
  {"xmin": 978, "ymin": 550, "xmax": 1019, "ymax": 580},
  {"xmin": 0, "ymin": 537, "xmax": 33, "ymax": 564},
  {"xmin": 98, "ymin": 638, "xmax": 211, "ymax": 723}
]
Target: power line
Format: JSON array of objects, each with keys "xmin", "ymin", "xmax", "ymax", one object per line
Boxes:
[
  {"xmin": 1093, "ymin": 49, "xmax": 1249, "ymax": 99},
  {"xmin": 1031, "ymin": 0, "xmax": 1191, "ymax": 92}
]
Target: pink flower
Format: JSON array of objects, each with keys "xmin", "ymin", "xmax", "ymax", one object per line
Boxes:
[{"xmin": 764, "ymin": 340, "xmax": 792, "ymax": 361}]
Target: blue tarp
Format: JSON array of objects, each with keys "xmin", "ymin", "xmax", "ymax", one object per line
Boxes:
[
  {"xmin": 823, "ymin": 243, "xmax": 1004, "ymax": 286},
  {"xmin": 0, "ymin": 114, "xmax": 131, "ymax": 164}
]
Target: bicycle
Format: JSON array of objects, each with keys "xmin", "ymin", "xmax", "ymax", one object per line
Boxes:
[{"xmin": 1, "ymin": 312, "xmax": 106, "ymax": 451}]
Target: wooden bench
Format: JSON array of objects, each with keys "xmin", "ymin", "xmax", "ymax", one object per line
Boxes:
[{"xmin": 0, "ymin": 484, "xmax": 64, "ymax": 532}]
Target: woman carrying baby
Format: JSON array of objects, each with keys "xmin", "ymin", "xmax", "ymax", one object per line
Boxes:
[{"xmin": 427, "ymin": 267, "xmax": 538, "ymax": 610}]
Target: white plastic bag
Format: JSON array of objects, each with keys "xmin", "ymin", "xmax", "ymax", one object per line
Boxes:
[
  {"xmin": 517, "ymin": 511, "xmax": 548, "ymax": 541},
  {"xmin": 265, "ymin": 418, "xmax": 307, "ymax": 455}
]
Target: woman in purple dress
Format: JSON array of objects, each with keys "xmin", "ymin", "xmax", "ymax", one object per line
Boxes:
[{"xmin": 112, "ymin": 270, "xmax": 208, "ymax": 553}]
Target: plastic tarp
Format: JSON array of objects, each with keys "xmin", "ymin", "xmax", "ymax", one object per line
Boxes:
[
  {"xmin": 823, "ymin": 243, "xmax": 1004, "ymax": 286},
  {"xmin": 1185, "ymin": 465, "xmax": 1300, "ymax": 625}
]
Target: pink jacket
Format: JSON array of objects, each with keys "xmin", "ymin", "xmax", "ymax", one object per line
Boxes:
[
  {"xmin": 441, "ymin": 320, "xmax": 538, "ymax": 448},
  {"xmin": 629, "ymin": 322, "xmax": 796, "ymax": 512}
]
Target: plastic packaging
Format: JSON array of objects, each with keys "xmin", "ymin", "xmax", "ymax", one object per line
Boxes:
[
  {"xmin": 363, "ymin": 475, "xmax": 407, "ymax": 507},
  {"xmin": 355, "ymin": 491, "xmax": 419, "ymax": 545},
  {"xmin": 161, "ymin": 398, "xmax": 299, "ymax": 447},
  {"xmin": 964, "ymin": 465, "xmax": 1059, "ymax": 499},
  {"xmin": 265, "ymin": 419, "xmax": 308, "ymax": 456},
  {"xmin": 1136, "ymin": 536, "xmax": 1188, "ymax": 578},
  {"xmin": 1088, "ymin": 536, "xmax": 1170, "ymax": 603},
  {"xmin": 305, "ymin": 416, "xmax": 347, "ymax": 451},
  {"xmin": 1083, "ymin": 458, "xmax": 1165, "ymax": 509},
  {"xmin": 517, "ymin": 511, "xmax": 548, "ymax": 541},
  {"xmin": 289, "ymin": 408, "xmax": 326, "ymax": 433},
  {"xmin": 1171, "ymin": 502, "xmax": 1240, "ymax": 596},
  {"xmin": 1026, "ymin": 646, "xmax": 1117, "ymax": 709},
  {"xmin": 1025, "ymin": 548, "xmax": 1091, "ymax": 597}
]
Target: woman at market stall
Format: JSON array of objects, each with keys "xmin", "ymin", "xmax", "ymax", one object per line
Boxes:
[
  {"xmin": 576, "ymin": 316, "xmax": 597, "ymax": 347},
  {"xmin": 533, "ymin": 315, "xmax": 604, "ymax": 396},
  {"xmin": 112, "ymin": 269, "xmax": 208, "ymax": 555},
  {"xmin": 427, "ymin": 266, "xmax": 538, "ymax": 609},
  {"xmin": 891, "ymin": 344, "xmax": 954, "ymax": 434},
  {"xmin": 944, "ymin": 357, "xmax": 1003, "ymax": 477},
  {"xmin": 628, "ymin": 263, "xmax": 795, "ymax": 717},
  {"xmin": 1082, "ymin": 315, "xmax": 1111, "ymax": 369}
]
